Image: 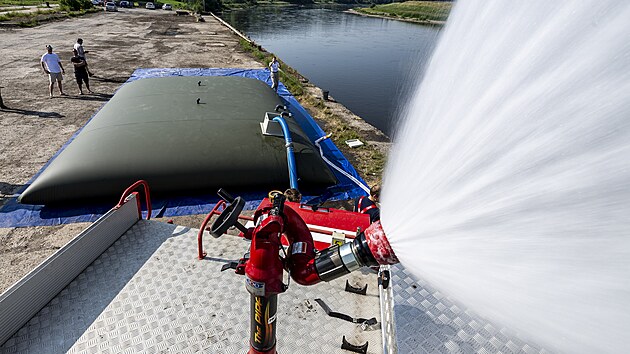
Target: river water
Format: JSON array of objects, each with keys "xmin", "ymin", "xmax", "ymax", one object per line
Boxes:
[{"xmin": 221, "ymin": 5, "xmax": 441, "ymax": 135}]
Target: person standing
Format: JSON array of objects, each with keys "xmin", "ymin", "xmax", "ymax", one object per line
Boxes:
[
  {"xmin": 354, "ymin": 184, "xmax": 381, "ymax": 224},
  {"xmin": 73, "ymin": 38, "xmax": 93, "ymax": 77},
  {"xmin": 71, "ymin": 49, "xmax": 92, "ymax": 95},
  {"xmin": 41, "ymin": 45, "xmax": 66, "ymax": 98},
  {"xmin": 268, "ymin": 56, "xmax": 280, "ymax": 92}
]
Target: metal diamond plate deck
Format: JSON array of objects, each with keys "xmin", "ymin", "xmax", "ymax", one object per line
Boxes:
[
  {"xmin": 389, "ymin": 264, "xmax": 548, "ymax": 354},
  {"xmin": 0, "ymin": 221, "xmax": 382, "ymax": 354}
]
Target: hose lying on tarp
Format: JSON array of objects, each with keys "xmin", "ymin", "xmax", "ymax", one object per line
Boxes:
[
  {"xmin": 315, "ymin": 134, "xmax": 370, "ymax": 194},
  {"xmin": 273, "ymin": 116, "xmax": 299, "ymax": 189}
]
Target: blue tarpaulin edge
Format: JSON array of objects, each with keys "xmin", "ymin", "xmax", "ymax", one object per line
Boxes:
[{"xmin": 0, "ymin": 68, "xmax": 368, "ymax": 228}]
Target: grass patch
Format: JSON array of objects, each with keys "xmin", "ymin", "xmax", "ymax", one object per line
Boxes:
[
  {"xmin": 0, "ymin": 0, "xmax": 57, "ymax": 6},
  {"xmin": 0, "ymin": 6, "xmax": 98, "ymax": 24},
  {"xmin": 356, "ymin": 1, "xmax": 451, "ymax": 23},
  {"xmin": 303, "ymin": 95, "xmax": 387, "ymax": 184},
  {"xmin": 16, "ymin": 16, "xmax": 38, "ymax": 25},
  {"xmin": 0, "ymin": 7, "xmax": 55, "ymax": 20}
]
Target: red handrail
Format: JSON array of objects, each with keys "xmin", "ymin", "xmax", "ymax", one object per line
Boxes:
[
  {"xmin": 115, "ymin": 180, "xmax": 152, "ymax": 220},
  {"xmin": 197, "ymin": 200, "xmax": 226, "ymax": 259}
]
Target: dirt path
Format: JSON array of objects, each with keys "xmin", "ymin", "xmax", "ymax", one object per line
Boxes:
[{"xmin": 0, "ymin": 9, "xmax": 389, "ymax": 293}]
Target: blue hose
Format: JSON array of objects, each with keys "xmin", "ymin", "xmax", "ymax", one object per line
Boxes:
[{"xmin": 273, "ymin": 116, "xmax": 299, "ymax": 189}]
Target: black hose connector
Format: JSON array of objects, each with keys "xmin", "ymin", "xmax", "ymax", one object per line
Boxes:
[
  {"xmin": 315, "ymin": 245, "xmax": 346, "ymax": 281},
  {"xmin": 351, "ymin": 232, "xmax": 379, "ymax": 267},
  {"xmin": 314, "ymin": 233, "xmax": 378, "ymax": 282}
]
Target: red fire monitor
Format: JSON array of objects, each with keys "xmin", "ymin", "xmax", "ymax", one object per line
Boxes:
[{"xmin": 253, "ymin": 199, "xmax": 371, "ymax": 250}]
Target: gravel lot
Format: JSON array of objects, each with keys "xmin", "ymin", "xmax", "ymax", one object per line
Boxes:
[{"xmin": 0, "ymin": 9, "xmax": 264, "ymax": 292}]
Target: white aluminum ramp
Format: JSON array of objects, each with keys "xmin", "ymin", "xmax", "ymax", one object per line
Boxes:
[
  {"xmin": 387, "ymin": 264, "xmax": 547, "ymax": 354},
  {"xmin": 0, "ymin": 220, "xmax": 382, "ymax": 354}
]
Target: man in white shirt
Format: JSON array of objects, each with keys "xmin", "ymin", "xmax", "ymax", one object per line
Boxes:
[
  {"xmin": 73, "ymin": 38, "xmax": 93, "ymax": 76},
  {"xmin": 40, "ymin": 45, "xmax": 66, "ymax": 98},
  {"xmin": 268, "ymin": 56, "xmax": 280, "ymax": 92}
]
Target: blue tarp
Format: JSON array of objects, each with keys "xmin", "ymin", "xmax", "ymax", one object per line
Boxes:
[{"xmin": 0, "ymin": 69, "xmax": 368, "ymax": 228}]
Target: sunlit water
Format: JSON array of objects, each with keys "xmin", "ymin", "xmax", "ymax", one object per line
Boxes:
[
  {"xmin": 381, "ymin": 1, "xmax": 630, "ymax": 353},
  {"xmin": 222, "ymin": 6, "xmax": 439, "ymax": 135}
]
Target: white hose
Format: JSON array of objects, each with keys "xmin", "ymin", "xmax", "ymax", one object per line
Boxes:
[{"xmin": 314, "ymin": 135, "xmax": 370, "ymax": 195}]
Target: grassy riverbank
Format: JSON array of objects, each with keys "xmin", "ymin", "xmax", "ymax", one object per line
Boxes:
[
  {"xmin": 355, "ymin": 1, "xmax": 451, "ymax": 24},
  {"xmin": 238, "ymin": 37, "xmax": 389, "ymax": 187}
]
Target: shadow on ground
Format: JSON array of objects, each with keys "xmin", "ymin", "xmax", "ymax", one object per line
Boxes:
[
  {"xmin": 61, "ymin": 93, "xmax": 113, "ymax": 102},
  {"xmin": 91, "ymin": 75, "xmax": 129, "ymax": 84},
  {"xmin": 0, "ymin": 107, "xmax": 64, "ymax": 118}
]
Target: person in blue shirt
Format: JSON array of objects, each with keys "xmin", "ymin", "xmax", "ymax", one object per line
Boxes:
[{"xmin": 354, "ymin": 184, "xmax": 380, "ymax": 223}]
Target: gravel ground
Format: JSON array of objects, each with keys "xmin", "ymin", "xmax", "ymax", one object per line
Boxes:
[
  {"xmin": 0, "ymin": 9, "xmax": 264, "ymax": 292},
  {"xmin": 0, "ymin": 8, "xmax": 389, "ymax": 293}
]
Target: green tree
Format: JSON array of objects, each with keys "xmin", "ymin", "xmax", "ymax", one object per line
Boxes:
[
  {"xmin": 188, "ymin": 0, "xmax": 222, "ymax": 13},
  {"xmin": 206, "ymin": 0, "xmax": 223, "ymax": 12}
]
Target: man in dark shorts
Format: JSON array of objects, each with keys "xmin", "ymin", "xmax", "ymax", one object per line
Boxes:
[
  {"xmin": 354, "ymin": 184, "xmax": 381, "ymax": 224},
  {"xmin": 74, "ymin": 38, "xmax": 94, "ymax": 77},
  {"xmin": 70, "ymin": 49, "xmax": 92, "ymax": 95}
]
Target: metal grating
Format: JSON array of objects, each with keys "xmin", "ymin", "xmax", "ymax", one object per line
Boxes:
[
  {"xmin": 379, "ymin": 265, "xmax": 398, "ymax": 354},
  {"xmin": 0, "ymin": 195, "xmax": 140, "ymax": 346},
  {"xmin": 389, "ymin": 264, "xmax": 549, "ymax": 354},
  {"xmin": 0, "ymin": 220, "xmax": 382, "ymax": 354}
]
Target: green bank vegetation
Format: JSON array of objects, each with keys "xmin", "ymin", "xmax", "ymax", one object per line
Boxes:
[
  {"xmin": 310, "ymin": 97, "xmax": 387, "ymax": 179},
  {"xmin": 356, "ymin": 1, "xmax": 451, "ymax": 23}
]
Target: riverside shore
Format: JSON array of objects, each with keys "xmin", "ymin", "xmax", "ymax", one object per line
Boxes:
[
  {"xmin": 346, "ymin": 8, "xmax": 446, "ymax": 26},
  {"xmin": 0, "ymin": 8, "xmax": 390, "ymax": 292}
]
